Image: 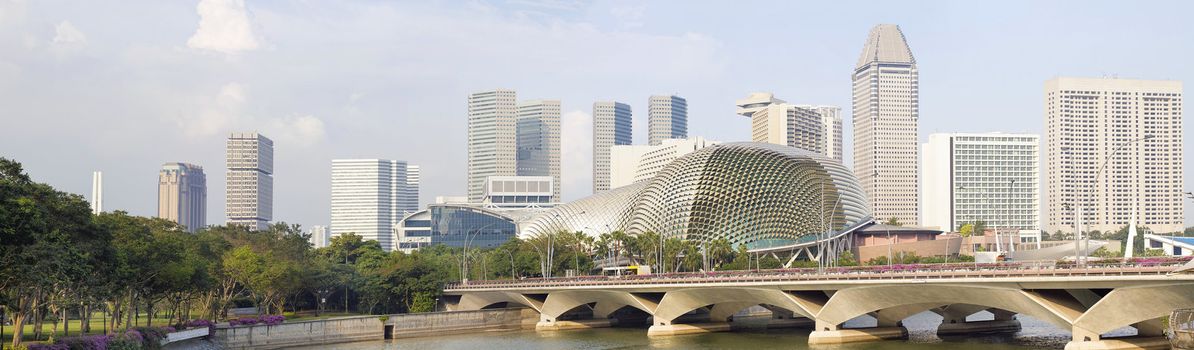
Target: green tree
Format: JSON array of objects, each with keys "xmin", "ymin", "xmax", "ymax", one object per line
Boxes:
[{"xmin": 884, "ymin": 217, "xmax": 902, "ymax": 226}]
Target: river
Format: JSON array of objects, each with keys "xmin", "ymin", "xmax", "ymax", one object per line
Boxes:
[{"xmin": 296, "ymin": 311, "xmax": 1137, "ymax": 350}]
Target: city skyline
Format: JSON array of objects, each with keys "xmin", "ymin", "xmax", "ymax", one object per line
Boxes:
[{"xmin": 2, "ymin": 1, "xmax": 1192, "ymax": 230}]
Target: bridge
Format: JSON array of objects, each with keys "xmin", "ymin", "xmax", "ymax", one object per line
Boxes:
[{"xmin": 443, "ymin": 257, "xmax": 1194, "ymax": 350}]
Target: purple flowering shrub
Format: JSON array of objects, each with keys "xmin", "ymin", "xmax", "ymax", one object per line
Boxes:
[
  {"xmin": 262, "ymin": 315, "xmax": 285, "ymax": 326},
  {"xmin": 58, "ymin": 334, "xmax": 112, "ymax": 350}
]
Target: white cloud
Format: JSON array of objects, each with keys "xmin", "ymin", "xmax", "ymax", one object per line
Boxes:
[
  {"xmin": 187, "ymin": 0, "xmax": 260, "ymax": 54},
  {"xmin": 178, "ymin": 83, "xmax": 325, "ymax": 148},
  {"xmin": 560, "ymin": 109, "xmax": 592, "ymax": 200},
  {"xmin": 51, "ymin": 20, "xmax": 85, "ymax": 45}
]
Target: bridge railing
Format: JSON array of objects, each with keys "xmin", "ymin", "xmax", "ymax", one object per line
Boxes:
[{"xmin": 444, "ymin": 256, "xmax": 1192, "ymax": 290}]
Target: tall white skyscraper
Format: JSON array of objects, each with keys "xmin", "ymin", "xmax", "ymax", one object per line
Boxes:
[
  {"xmin": 592, "ymin": 101, "xmax": 632, "ymax": 193},
  {"xmin": 330, "ymin": 159, "xmax": 419, "ymax": 251},
  {"xmin": 404, "ymin": 165, "xmax": 420, "ymax": 214},
  {"xmin": 921, "ymin": 133, "xmax": 1040, "ymax": 232},
  {"xmin": 853, "ymin": 24, "xmax": 920, "ymax": 225},
  {"xmin": 308, "ymin": 225, "xmax": 329, "ymax": 248},
  {"xmin": 516, "ymin": 100, "xmax": 561, "ymax": 202},
  {"xmin": 226, "ymin": 132, "xmax": 273, "ymax": 231},
  {"xmin": 90, "ymin": 171, "xmax": 103, "ymax": 215},
  {"xmin": 467, "ymin": 89, "xmax": 518, "ymax": 202},
  {"xmin": 1045, "ymin": 77, "xmax": 1184, "ymax": 234},
  {"xmin": 735, "ymin": 93, "xmax": 841, "ymax": 161},
  {"xmin": 158, "ymin": 163, "xmax": 207, "ymax": 232},
  {"xmin": 648, "ymin": 95, "xmax": 688, "ymax": 146}
]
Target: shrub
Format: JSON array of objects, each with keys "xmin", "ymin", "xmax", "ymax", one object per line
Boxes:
[
  {"xmin": 27, "ymin": 344, "xmax": 70, "ymax": 350},
  {"xmin": 107, "ymin": 337, "xmax": 140, "ymax": 350},
  {"xmin": 132, "ymin": 327, "xmax": 168, "ymax": 350},
  {"xmin": 262, "ymin": 315, "xmax": 285, "ymax": 326},
  {"xmin": 59, "ymin": 334, "xmax": 112, "ymax": 350}
]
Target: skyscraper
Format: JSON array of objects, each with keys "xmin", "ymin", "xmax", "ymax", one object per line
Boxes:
[
  {"xmin": 735, "ymin": 93, "xmax": 841, "ymax": 161},
  {"xmin": 592, "ymin": 101, "xmax": 632, "ymax": 193},
  {"xmin": 226, "ymin": 132, "xmax": 273, "ymax": 231},
  {"xmin": 853, "ymin": 24, "xmax": 920, "ymax": 225},
  {"xmin": 1044, "ymin": 77, "xmax": 1184, "ymax": 234},
  {"xmin": 921, "ymin": 133, "xmax": 1040, "ymax": 232},
  {"xmin": 648, "ymin": 95, "xmax": 688, "ymax": 146},
  {"xmin": 309, "ymin": 225, "xmax": 329, "ymax": 248},
  {"xmin": 158, "ymin": 162, "xmax": 207, "ymax": 232},
  {"xmin": 467, "ymin": 89, "xmax": 518, "ymax": 202},
  {"xmin": 516, "ymin": 100, "xmax": 561, "ymax": 202},
  {"xmin": 90, "ymin": 171, "xmax": 103, "ymax": 215},
  {"xmin": 404, "ymin": 165, "xmax": 420, "ymax": 214},
  {"xmin": 330, "ymin": 159, "xmax": 419, "ymax": 251}
]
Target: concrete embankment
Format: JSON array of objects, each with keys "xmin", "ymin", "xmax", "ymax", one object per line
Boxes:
[
  {"xmin": 211, "ymin": 316, "xmax": 383, "ymax": 349},
  {"xmin": 388, "ymin": 308, "xmax": 539, "ymax": 338},
  {"xmin": 209, "ymin": 309, "xmax": 537, "ymax": 348}
]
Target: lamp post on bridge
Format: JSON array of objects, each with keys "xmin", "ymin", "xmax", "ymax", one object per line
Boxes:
[
  {"xmin": 1077, "ymin": 134, "xmax": 1153, "ymax": 266},
  {"xmin": 462, "ymin": 221, "xmax": 503, "ymax": 284}
]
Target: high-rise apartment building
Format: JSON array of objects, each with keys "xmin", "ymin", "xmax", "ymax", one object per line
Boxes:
[
  {"xmin": 853, "ymin": 24, "xmax": 920, "ymax": 225},
  {"xmin": 1045, "ymin": 77, "xmax": 1184, "ymax": 234},
  {"xmin": 516, "ymin": 100, "xmax": 561, "ymax": 202},
  {"xmin": 592, "ymin": 101, "xmax": 633, "ymax": 193},
  {"xmin": 226, "ymin": 132, "xmax": 273, "ymax": 231},
  {"xmin": 90, "ymin": 171, "xmax": 103, "ymax": 215},
  {"xmin": 735, "ymin": 93, "xmax": 842, "ymax": 161},
  {"xmin": 806, "ymin": 105, "xmax": 844, "ymax": 162},
  {"xmin": 330, "ymin": 159, "xmax": 419, "ymax": 251},
  {"xmin": 467, "ymin": 89, "xmax": 518, "ymax": 203},
  {"xmin": 158, "ymin": 162, "xmax": 207, "ymax": 232},
  {"xmin": 921, "ymin": 133, "xmax": 1040, "ymax": 232},
  {"xmin": 610, "ymin": 137, "xmax": 719, "ymax": 188},
  {"xmin": 648, "ymin": 95, "xmax": 688, "ymax": 146}
]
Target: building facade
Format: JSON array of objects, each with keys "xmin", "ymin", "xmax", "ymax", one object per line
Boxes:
[
  {"xmin": 610, "ymin": 137, "xmax": 720, "ymax": 189},
  {"xmin": 330, "ymin": 159, "xmax": 419, "ymax": 251},
  {"xmin": 226, "ymin": 132, "xmax": 273, "ymax": 231},
  {"xmin": 158, "ymin": 162, "xmax": 207, "ymax": 232},
  {"xmin": 483, "ymin": 175, "xmax": 555, "ymax": 209},
  {"xmin": 806, "ymin": 105, "xmax": 844, "ymax": 162},
  {"xmin": 467, "ymin": 89, "xmax": 519, "ymax": 202},
  {"xmin": 853, "ymin": 24, "xmax": 920, "ymax": 225},
  {"xmin": 1044, "ymin": 77, "xmax": 1184, "ymax": 234},
  {"xmin": 516, "ymin": 100, "xmax": 561, "ymax": 202},
  {"xmin": 648, "ymin": 95, "xmax": 688, "ymax": 146},
  {"xmin": 921, "ymin": 133, "xmax": 1040, "ymax": 232},
  {"xmin": 592, "ymin": 101, "xmax": 633, "ymax": 193},
  {"xmin": 394, "ymin": 204, "xmax": 518, "ymax": 253}
]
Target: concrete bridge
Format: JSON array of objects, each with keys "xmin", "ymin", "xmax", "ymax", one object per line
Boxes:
[{"xmin": 443, "ymin": 258, "xmax": 1194, "ymax": 350}]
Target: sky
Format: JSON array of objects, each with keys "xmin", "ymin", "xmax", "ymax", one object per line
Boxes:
[{"xmin": 1, "ymin": 0, "xmax": 1191, "ymax": 230}]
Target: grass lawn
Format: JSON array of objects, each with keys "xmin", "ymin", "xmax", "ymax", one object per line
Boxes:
[{"xmin": 2, "ymin": 312, "xmax": 173, "ymax": 344}]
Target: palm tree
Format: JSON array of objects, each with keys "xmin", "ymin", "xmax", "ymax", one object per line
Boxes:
[{"xmin": 708, "ymin": 238, "xmax": 734, "ymax": 270}]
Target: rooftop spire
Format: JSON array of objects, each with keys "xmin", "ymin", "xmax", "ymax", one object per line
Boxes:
[{"xmin": 856, "ymin": 24, "xmax": 915, "ymax": 68}]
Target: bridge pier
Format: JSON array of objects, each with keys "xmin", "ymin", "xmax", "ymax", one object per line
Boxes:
[
  {"xmin": 1063, "ymin": 321, "xmax": 1170, "ymax": 350},
  {"xmin": 761, "ymin": 309, "xmax": 813, "ymax": 329},
  {"xmin": 937, "ymin": 308, "xmax": 1021, "ymax": 336},
  {"xmin": 806, "ymin": 319, "xmax": 907, "ymax": 345}
]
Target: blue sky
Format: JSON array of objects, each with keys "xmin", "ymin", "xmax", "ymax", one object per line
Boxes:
[{"xmin": 0, "ymin": 0, "xmax": 1190, "ymax": 229}]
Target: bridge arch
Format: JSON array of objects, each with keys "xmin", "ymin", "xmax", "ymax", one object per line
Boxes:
[
  {"xmin": 539, "ymin": 290, "xmax": 657, "ymax": 321},
  {"xmin": 453, "ymin": 291, "xmax": 544, "ymax": 313},
  {"xmin": 1073, "ymin": 283, "xmax": 1194, "ymax": 335},
  {"xmin": 816, "ymin": 284, "xmax": 1074, "ymax": 330},
  {"xmin": 653, "ymin": 287, "xmax": 814, "ymax": 325}
]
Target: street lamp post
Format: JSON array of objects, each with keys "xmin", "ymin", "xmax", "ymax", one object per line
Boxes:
[
  {"xmin": 461, "ymin": 221, "xmax": 503, "ymax": 284},
  {"xmin": 1078, "ymin": 135, "xmax": 1153, "ymax": 266}
]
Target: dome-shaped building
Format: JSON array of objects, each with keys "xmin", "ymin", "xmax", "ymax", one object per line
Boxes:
[{"xmin": 520, "ymin": 142, "xmax": 872, "ymax": 250}]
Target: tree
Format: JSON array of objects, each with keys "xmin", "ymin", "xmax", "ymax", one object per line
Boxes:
[
  {"xmin": 884, "ymin": 217, "xmax": 902, "ymax": 226},
  {"xmin": 958, "ymin": 223, "xmax": 974, "ymax": 237}
]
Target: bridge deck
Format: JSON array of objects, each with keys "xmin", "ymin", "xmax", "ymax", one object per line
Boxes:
[{"xmin": 445, "ymin": 258, "xmax": 1193, "ymax": 291}]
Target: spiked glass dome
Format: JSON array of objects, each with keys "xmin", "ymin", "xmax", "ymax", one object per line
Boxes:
[{"xmin": 521, "ymin": 142, "xmax": 871, "ymax": 250}]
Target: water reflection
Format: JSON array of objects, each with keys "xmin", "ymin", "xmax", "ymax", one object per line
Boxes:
[{"xmin": 296, "ymin": 312, "xmax": 1134, "ymax": 350}]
